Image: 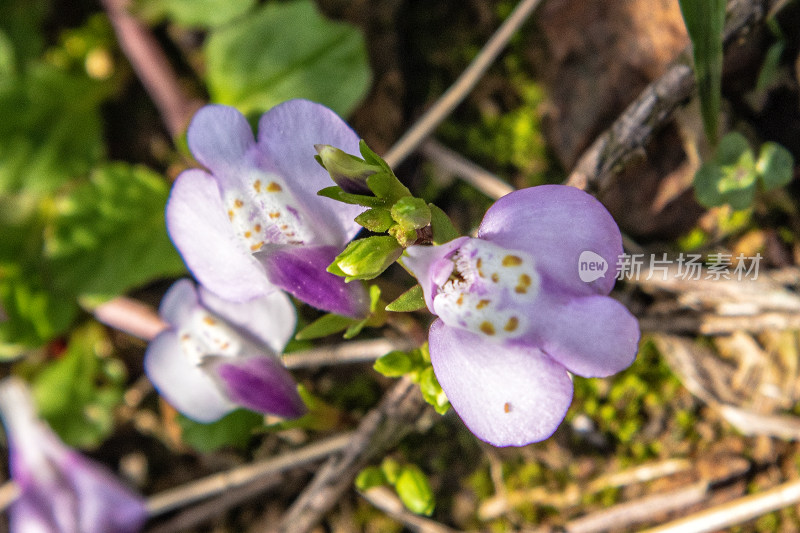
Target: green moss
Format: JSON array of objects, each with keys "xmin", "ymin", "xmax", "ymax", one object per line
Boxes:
[
  {"xmin": 439, "ymin": 78, "xmax": 551, "ymax": 187},
  {"xmin": 570, "ymin": 338, "xmax": 687, "ymax": 461}
]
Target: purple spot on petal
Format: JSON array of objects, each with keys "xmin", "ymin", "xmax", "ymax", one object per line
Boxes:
[
  {"xmin": 214, "ymin": 357, "xmax": 306, "ymax": 418},
  {"xmin": 260, "ymin": 245, "xmax": 369, "ymax": 317}
]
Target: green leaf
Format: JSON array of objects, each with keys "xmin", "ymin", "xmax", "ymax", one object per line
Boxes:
[
  {"xmin": 679, "ymin": 0, "xmax": 725, "ymax": 146},
  {"xmin": 330, "ymin": 236, "xmax": 403, "ymax": 282},
  {"xmin": 356, "ymin": 466, "xmax": 388, "ymax": 491},
  {"xmin": 295, "ymin": 313, "xmax": 355, "ymax": 341},
  {"xmin": 380, "ymin": 457, "xmax": 401, "ymax": 485},
  {"xmin": 0, "ymin": 265, "xmax": 77, "ymax": 357},
  {"xmin": 0, "ymin": 30, "xmax": 16, "ymax": 77},
  {"xmin": 0, "ymin": 65, "xmax": 107, "ymax": 194},
  {"xmin": 385, "ymin": 285, "xmax": 426, "ymax": 313},
  {"xmin": 390, "ymin": 197, "xmax": 431, "ymax": 230},
  {"xmin": 756, "ymin": 41, "xmax": 786, "ymax": 92},
  {"xmin": 355, "ymin": 208, "xmax": 395, "ymax": 233},
  {"xmin": 693, "ymin": 132, "xmax": 765, "ymax": 210},
  {"xmin": 428, "ymin": 204, "xmax": 461, "ymax": 244},
  {"xmin": 418, "ymin": 366, "xmax": 450, "ymax": 415},
  {"xmin": 0, "ymin": 194, "xmax": 77, "ymax": 355},
  {"xmin": 0, "ymin": 0, "xmax": 47, "ymax": 69},
  {"xmin": 716, "ymin": 132, "xmax": 751, "ymax": 166},
  {"xmin": 717, "ymin": 152, "xmax": 757, "ymax": 193},
  {"xmin": 373, "ymin": 350, "xmax": 415, "ymax": 377},
  {"xmin": 205, "ymin": 0, "xmax": 371, "ymax": 117},
  {"xmin": 756, "ymin": 142, "xmax": 794, "ymax": 190},
  {"xmin": 32, "ymin": 323, "xmax": 125, "ymax": 448},
  {"xmin": 134, "ymin": 0, "xmax": 255, "ymax": 28},
  {"xmin": 394, "ymin": 465, "xmax": 436, "ymax": 516},
  {"xmin": 45, "ymin": 163, "xmax": 186, "ymax": 302},
  {"xmin": 177, "ymin": 409, "xmax": 264, "ymax": 453}
]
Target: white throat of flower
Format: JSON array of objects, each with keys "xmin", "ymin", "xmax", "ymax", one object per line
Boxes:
[
  {"xmin": 179, "ymin": 308, "xmax": 244, "ymax": 365},
  {"xmin": 224, "ymin": 170, "xmax": 314, "ymax": 252},
  {"xmin": 433, "ymin": 240, "xmax": 540, "ymax": 341}
]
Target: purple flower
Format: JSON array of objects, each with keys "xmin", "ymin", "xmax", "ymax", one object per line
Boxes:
[
  {"xmin": 0, "ymin": 377, "xmax": 147, "ymax": 533},
  {"xmin": 144, "ymin": 279, "xmax": 305, "ymax": 423},
  {"xmin": 405, "ymin": 185, "xmax": 640, "ymax": 447},
  {"xmin": 166, "ymin": 99, "xmax": 368, "ymax": 317}
]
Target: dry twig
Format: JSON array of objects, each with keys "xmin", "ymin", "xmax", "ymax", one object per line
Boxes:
[
  {"xmin": 101, "ymin": 0, "xmax": 200, "ymax": 138},
  {"xmin": 383, "ymin": 0, "xmax": 544, "ymax": 168},
  {"xmin": 566, "ymin": 0, "xmax": 778, "ymax": 194},
  {"xmin": 640, "ymin": 477, "xmax": 800, "ymax": 533},
  {"xmin": 145, "ymin": 432, "xmax": 354, "ymax": 517},
  {"xmin": 359, "ymin": 486, "xmax": 458, "ymax": 533},
  {"xmin": 266, "ymin": 377, "xmax": 427, "ymax": 533}
]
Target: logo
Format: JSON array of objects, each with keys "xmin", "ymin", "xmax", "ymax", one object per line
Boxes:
[{"xmin": 578, "ymin": 251, "xmax": 608, "ymax": 283}]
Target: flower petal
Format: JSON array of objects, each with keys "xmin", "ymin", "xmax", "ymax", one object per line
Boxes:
[
  {"xmin": 159, "ymin": 278, "xmax": 199, "ymax": 326},
  {"xmin": 207, "ymin": 355, "xmax": 306, "ymax": 418},
  {"xmin": 144, "ymin": 330, "xmax": 235, "ymax": 423},
  {"xmin": 187, "ymin": 104, "xmax": 255, "ymax": 175},
  {"xmin": 428, "ymin": 320, "xmax": 573, "ymax": 447},
  {"xmin": 0, "ymin": 379, "xmax": 147, "ymax": 533},
  {"xmin": 256, "ymin": 99, "xmax": 364, "ymax": 245},
  {"xmin": 69, "ymin": 453, "xmax": 149, "ymax": 533},
  {"xmin": 167, "ymin": 168, "xmax": 274, "ymax": 301},
  {"xmin": 258, "ymin": 245, "xmax": 369, "ymax": 317},
  {"xmin": 533, "ymin": 293, "xmax": 640, "ymax": 378},
  {"xmin": 403, "ymin": 237, "xmax": 469, "ymax": 310},
  {"xmin": 477, "ymin": 185, "xmax": 623, "ymax": 297},
  {"xmin": 199, "ymin": 287, "xmax": 297, "ymax": 354},
  {"xmin": 9, "ymin": 452, "xmax": 147, "ymax": 533}
]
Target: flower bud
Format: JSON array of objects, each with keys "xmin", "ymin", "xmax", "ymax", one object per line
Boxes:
[{"xmin": 315, "ymin": 144, "xmax": 381, "ymax": 194}]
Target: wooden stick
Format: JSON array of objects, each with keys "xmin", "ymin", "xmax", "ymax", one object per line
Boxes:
[
  {"xmin": 640, "ymin": 477, "xmax": 800, "ymax": 533},
  {"xmin": 382, "ymin": 0, "xmax": 544, "ymax": 168}
]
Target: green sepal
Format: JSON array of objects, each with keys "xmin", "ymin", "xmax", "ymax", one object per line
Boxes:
[
  {"xmin": 366, "ymin": 171, "xmax": 411, "ymax": 202},
  {"xmin": 355, "ymin": 207, "xmax": 394, "ymax": 233},
  {"xmin": 388, "ymin": 223, "xmax": 418, "ymax": 248},
  {"xmin": 385, "ymin": 284, "xmax": 426, "ymax": 312},
  {"xmin": 429, "ymin": 204, "xmax": 460, "ymax": 244},
  {"xmin": 329, "ymin": 236, "xmax": 403, "ymax": 282},
  {"xmin": 394, "ymin": 465, "xmax": 436, "ymax": 516},
  {"xmin": 390, "ymin": 197, "xmax": 431, "ymax": 230},
  {"xmin": 359, "ymin": 140, "xmax": 393, "ymax": 173},
  {"xmin": 317, "ymin": 185, "xmax": 387, "ymax": 209},
  {"xmin": 315, "ymin": 144, "xmax": 380, "ymax": 193}
]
